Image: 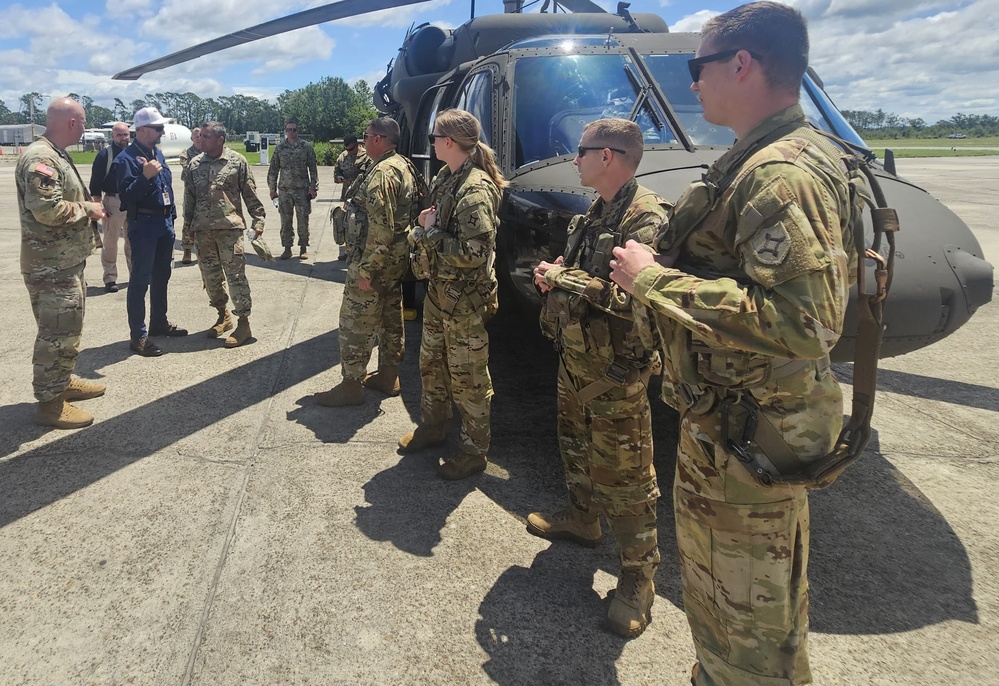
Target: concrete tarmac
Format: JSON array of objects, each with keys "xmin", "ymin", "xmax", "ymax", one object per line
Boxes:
[{"xmin": 0, "ymin": 157, "xmax": 996, "ymax": 685}]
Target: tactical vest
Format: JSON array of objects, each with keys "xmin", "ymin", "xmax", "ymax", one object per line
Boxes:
[
  {"xmin": 420, "ymin": 163, "xmax": 499, "ymax": 320},
  {"xmin": 540, "ymin": 185, "xmax": 663, "ymax": 397},
  {"xmin": 659, "ymin": 122, "xmax": 897, "ymax": 488}
]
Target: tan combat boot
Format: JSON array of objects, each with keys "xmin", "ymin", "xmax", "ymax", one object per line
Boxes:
[
  {"xmin": 398, "ymin": 423, "xmax": 447, "ymax": 452},
  {"xmin": 181, "ymin": 248, "xmax": 194, "ymax": 264},
  {"xmin": 225, "ymin": 317, "xmax": 251, "ymax": 348},
  {"xmin": 437, "ymin": 453, "xmax": 487, "ymax": 480},
  {"xmin": 208, "ymin": 308, "xmax": 234, "ymax": 338},
  {"xmin": 606, "ymin": 570, "xmax": 655, "ymax": 638},
  {"xmin": 526, "ymin": 507, "xmax": 602, "ymax": 547},
  {"xmin": 36, "ymin": 398, "xmax": 94, "ymax": 429},
  {"xmin": 62, "ymin": 377, "xmax": 106, "ymax": 401},
  {"xmin": 362, "ymin": 366, "xmax": 400, "ymax": 396},
  {"xmin": 315, "ymin": 379, "xmax": 364, "ymax": 407}
]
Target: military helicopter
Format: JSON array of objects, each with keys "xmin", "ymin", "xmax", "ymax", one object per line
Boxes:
[{"xmin": 114, "ymin": 0, "xmax": 993, "ymax": 361}]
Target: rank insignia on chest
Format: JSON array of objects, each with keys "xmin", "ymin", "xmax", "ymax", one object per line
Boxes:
[
  {"xmin": 751, "ymin": 222, "xmax": 791, "ymax": 265},
  {"xmin": 33, "ymin": 163, "xmax": 56, "ymax": 177}
]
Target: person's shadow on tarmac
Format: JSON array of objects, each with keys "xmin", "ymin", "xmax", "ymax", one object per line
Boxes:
[{"xmin": 349, "ymin": 305, "xmax": 979, "ymax": 683}]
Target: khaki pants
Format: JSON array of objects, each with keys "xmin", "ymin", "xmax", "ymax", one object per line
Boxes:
[{"xmin": 101, "ymin": 194, "xmax": 131, "ymax": 285}]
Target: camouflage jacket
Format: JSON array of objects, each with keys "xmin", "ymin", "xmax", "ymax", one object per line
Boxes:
[
  {"xmin": 414, "ymin": 157, "xmax": 501, "ymax": 296},
  {"xmin": 540, "ymin": 178, "xmax": 668, "ymax": 380},
  {"xmin": 16, "ymin": 136, "xmax": 94, "ymax": 278},
  {"xmin": 352, "ymin": 149, "xmax": 416, "ymax": 284},
  {"xmin": 184, "ymin": 147, "xmax": 266, "ymax": 233},
  {"xmin": 178, "ymin": 144, "xmax": 199, "ymax": 170},
  {"xmin": 333, "ymin": 148, "xmax": 370, "ymax": 184},
  {"xmin": 631, "ymin": 104, "xmax": 856, "ymax": 412},
  {"xmin": 267, "ymin": 139, "xmax": 318, "ymax": 194}
]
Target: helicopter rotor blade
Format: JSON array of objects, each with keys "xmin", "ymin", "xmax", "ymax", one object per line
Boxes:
[
  {"xmin": 555, "ymin": 0, "xmax": 607, "ymax": 12},
  {"xmin": 113, "ymin": 0, "xmax": 431, "ymax": 80}
]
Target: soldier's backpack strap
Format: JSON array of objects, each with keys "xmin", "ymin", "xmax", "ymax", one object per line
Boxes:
[{"xmin": 721, "ymin": 131, "xmax": 899, "ymax": 489}]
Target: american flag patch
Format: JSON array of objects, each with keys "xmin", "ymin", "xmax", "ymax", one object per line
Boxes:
[{"xmin": 33, "ymin": 163, "xmax": 55, "ymax": 177}]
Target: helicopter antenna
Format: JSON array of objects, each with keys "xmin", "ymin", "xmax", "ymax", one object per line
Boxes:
[{"xmin": 617, "ymin": 2, "xmax": 642, "ymax": 31}]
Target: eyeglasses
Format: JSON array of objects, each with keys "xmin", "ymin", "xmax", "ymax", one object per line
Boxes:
[
  {"xmin": 146, "ymin": 125, "xmax": 165, "ymax": 132},
  {"xmin": 577, "ymin": 145, "xmax": 626, "ymax": 158},
  {"xmin": 687, "ymin": 49, "xmax": 758, "ymax": 82},
  {"xmin": 363, "ymin": 132, "xmax": 378, "ymax": 140},
  {"xmin": 285, "ymin": 127, "xmax": 297, "ymax": 132},
  {"xmin": 428, "ymin": 133, "xmax": 447, "ymax": 145}
]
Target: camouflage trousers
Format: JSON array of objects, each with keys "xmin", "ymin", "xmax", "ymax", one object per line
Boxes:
[
  {"xmin": 557, "ymin": 363, "xmax": 660, "ymax": 579},
  {"xmin": 23, "ymin": 262, "xmax": 86, "ymax": 402},
  {"xmin": 675, "ymin": 407, "xmax": 812, "ymax": 685},
  {"xmin": 338, "ymin": 265, "xmax": 404, "ymax": 382},
  {"xmin": 419, "ymin": 294, "xmax": 493, "ymax": 457},
  {"xmin": 278, "ymin": 190, "xmax": 311, "ymax": 248},
  {"xmin": 194, "ymin": 229, "xmax": 252, "ymax": 317}
]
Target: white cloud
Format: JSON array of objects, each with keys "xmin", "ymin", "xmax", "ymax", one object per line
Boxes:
[{"xmin": 671, "ymin": 9, "xmax": 718, "ymax": 32}]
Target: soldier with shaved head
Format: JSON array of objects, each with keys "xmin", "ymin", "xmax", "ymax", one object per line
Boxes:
[{"xmin": 16, "ymin": 97, "xmax": 108, "ymax": 428}]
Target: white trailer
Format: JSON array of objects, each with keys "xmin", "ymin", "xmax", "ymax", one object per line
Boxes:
[{"xmin": 0, "ymin": 123, "xmax": 41, "ymax": 146}]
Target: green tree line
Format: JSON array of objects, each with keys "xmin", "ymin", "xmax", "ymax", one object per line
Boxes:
[
  {"xmin": 0, "ymin": 77, "xmax": 379, "ymax": 142},
  {"xmin": 842, "ymin": 109, "xmax": 999, "ymax": 139}
]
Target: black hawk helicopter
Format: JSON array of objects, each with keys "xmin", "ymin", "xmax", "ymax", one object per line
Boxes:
[{"xmin": 114, "ymin": 0, "xmax": 994, "ymax": 361}]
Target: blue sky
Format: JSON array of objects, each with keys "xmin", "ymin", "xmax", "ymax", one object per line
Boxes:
[{"xmin": 0, "ymin": 0, "xmax": 995, "ymax": 125}]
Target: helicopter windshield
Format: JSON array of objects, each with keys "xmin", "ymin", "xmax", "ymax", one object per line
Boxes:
[
  {"xmin": 641, "ymin": 54, "xmax": 870, "ymax": 149},
  {"xmin": 513, "ymin": 53, "xmax": 677, "ymax": 166}
]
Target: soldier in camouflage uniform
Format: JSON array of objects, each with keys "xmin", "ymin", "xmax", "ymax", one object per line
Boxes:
[
  {"xmin": 333, "ymin": 134, "xmax": 370, "ymax": 201},
  {"xmin": 333, "ymin": 134, "xmax": 371, "ymax": 261},
  {"xmin": 184, "ymin": 122, "xmax": 266, "ymax": 349},
  {"xmin": 399, "ymin": 109, "xmax": 504, "ymax": 480},
  {"xmin": 177, "ymin": 126, "xmax": 202, "ymax": 264},
  {"xmin": 610, "ymin": 3, "xmax": 859, "ymax": 682},
  {"xmin": 268, "ymin": 119, "xmax": 318, "ymax": 260},
  {"xmin": 528, "ymin": 118, "xmax": 668, "ymax": 637},
  {"xmin": 315, "ymin": 117, "xmax": 416, "ymax": 407},
  {"xmin": 16, "ymin": 97, "xmax": 108, "ymax": 429}
]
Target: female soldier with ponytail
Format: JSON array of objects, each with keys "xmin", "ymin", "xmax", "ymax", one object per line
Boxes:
[{"xmin": 398, "ymin": 109, "xmax": 507, "ymax": 480}]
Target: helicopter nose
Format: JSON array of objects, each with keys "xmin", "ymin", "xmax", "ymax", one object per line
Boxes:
[{"xmin": 944, "ymin": 243, "xmax": 994, "ymax": 316}]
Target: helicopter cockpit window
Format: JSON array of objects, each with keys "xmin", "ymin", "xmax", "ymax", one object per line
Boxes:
[
  {"xmin": 642, "ymin": 53, "xmax": 869, "ymax": 150},
  {"xmin": 641, "ymin": 54, "xmax": 733, "ymax": 146},
  {"xmin": 512, "ymin": 54, "xmax": 676, "ymax": 167},
  {"xmin": 454, "ymin": 70, "xmax": 494, "ymax": 148}
]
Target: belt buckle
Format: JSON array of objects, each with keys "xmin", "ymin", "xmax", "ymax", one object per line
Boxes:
[
  {"xmin": 444, "ymin": 284, "xmax": 461, "ymax": 303},
  {"xmin": 605, "ymin": 361, "xmax": 628, "ymax": 385}
]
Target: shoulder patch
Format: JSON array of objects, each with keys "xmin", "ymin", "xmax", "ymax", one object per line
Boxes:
[
  {"xmin": 33, "ymin": 163, "xmax": 56, "ymax": 177},
  {"xmin": 750, "ymin": 221, "xmax": 791, "ymax": 265}
]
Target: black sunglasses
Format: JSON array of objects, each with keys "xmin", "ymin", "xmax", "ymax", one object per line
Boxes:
[
  {"xmin": 146, "ymin": 125, "xmax": 165, "ymax": 132},
  {"xmin": 577, "ymin": 145, "xmax": 626, "ymax": 157},
  {"xmin": 428, "ymin": 133, "xmax": 447, "ymax": 145},
  {"xmin": 688, "ymin": 49, "xmax": 751, "ymax": 82},
  {"xmin": 285, "ymin": 127, "xmax": 298, "ymax": 132}
]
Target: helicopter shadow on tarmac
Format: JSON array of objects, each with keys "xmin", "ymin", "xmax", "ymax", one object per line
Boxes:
[{"xmin": 350, "ymin": 305, "xmax": 978, "ymax": 684}]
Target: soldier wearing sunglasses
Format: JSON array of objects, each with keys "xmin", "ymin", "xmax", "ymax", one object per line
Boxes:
[
  {"xmin": 529, "ymin": 117, "xmax": 669, "ymax": 638},
  {"xmin": 610, "ymin": 3, "xmax": 861, "ymax": 683}
]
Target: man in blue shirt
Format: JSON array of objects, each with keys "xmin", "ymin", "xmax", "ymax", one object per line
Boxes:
[{"xmin": 114, "ymin": 107, "xmax": 187, "ymax": 357}]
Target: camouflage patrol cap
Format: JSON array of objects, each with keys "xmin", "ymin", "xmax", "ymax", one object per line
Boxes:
[{"xmin": 250, "ymin": 235, "xmax": 274, "ymax": 261}]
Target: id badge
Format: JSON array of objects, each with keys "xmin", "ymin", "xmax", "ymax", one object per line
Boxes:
[{"xmin": 162, "ymin": 191, "xmax": 170, "ymax": 206}]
